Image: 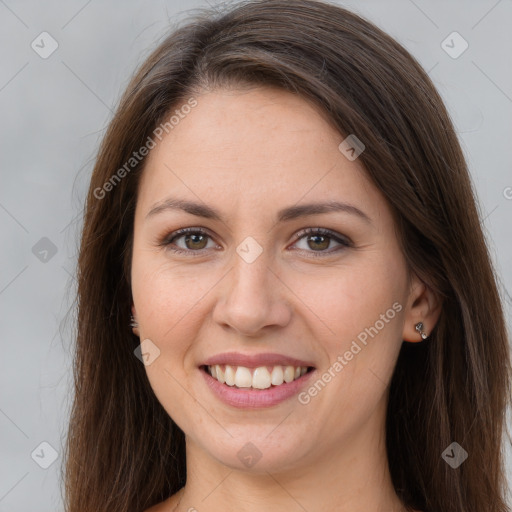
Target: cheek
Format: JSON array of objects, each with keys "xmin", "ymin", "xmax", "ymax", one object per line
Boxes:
[
  {"xmin": 131, "ymin": 261, "xmax": 215, "ymax": 429},
  {"xmin": 131, "ymin": 254, "xmax": 219, "ymax": 338},
  {"xmin": 293, "ymin": 256, "xmax": 405, "ymax": 344},
  {"xmin": 294, "ymin": 256, "xmax": 406, "ymax": 405}
]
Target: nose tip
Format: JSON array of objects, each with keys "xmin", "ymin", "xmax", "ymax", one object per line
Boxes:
[{"xmin": 212, "ymin": 258, "xmax": 291, "ymax": 336}]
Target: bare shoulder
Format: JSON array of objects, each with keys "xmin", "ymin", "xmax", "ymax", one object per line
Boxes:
[
  {"xmin": 144, "ymin": 495, "xmax": 421, "ymax": 512},
  {"xmin": 143, "ymin": 500, "xmax": 168, "ymax": 512},
  {"xmin": 145, "ymin": 499, "xmax": 420, "ymax": 512},
  {"xmin": 143, "ymin": 491, "xmax": 181, "ymax": 512}
]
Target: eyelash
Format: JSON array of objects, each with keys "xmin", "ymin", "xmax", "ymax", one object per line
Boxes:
[{"xmin": 159, "ymin": 227, "xmax": 353, "ymax": 258}]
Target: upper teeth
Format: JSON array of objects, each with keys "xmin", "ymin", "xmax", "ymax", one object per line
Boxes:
[{"xmin": 207, "ymin": 365, "xmax": 308, "ymax": 389}]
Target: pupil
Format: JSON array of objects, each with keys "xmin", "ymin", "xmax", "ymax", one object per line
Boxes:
[
  {"xmin": 309, "ymin": 235, "xmax": 328, "ymax": 250},
  {"xmin": 187, "ymin": 234, "xmax": 206, "ymax": 249}
]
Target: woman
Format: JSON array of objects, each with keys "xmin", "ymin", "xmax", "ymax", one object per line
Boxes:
[{"xmin": 64, "ymin": 1, "xmax": 512, "ymax": 511}]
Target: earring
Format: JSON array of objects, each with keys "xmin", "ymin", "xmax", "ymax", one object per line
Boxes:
[
  {"xmin": 415, "ymin": 322, "xmax": 428, "ymax": 340},
  {"xmin": 130, "ymin": 315, "xmax": 138, "ymax": 328}
]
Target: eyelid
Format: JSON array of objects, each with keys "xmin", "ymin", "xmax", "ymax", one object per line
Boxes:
[
  {"xmin": 158, "ymin": 227, "xmax": 219, "ymax": 255},
  {"xmin": 294, "ymin": 227, "xmax": 352, "ymax": 246},
  {"xmin": 159, "ymin": 226, "xmax": 353, "ymax": 256}
]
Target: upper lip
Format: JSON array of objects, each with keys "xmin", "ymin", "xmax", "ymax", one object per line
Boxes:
[{"xmin": 201, "ymin": 352, "xmax": 315, "ymax": 368}]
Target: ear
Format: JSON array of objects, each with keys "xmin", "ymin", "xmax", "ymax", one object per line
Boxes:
[
  {"xmin": 402, "ymin": 274, "xmax": 442, "ymax": 343},
  {"xmin": 131, "ymin": 304, "xmax": 140, "ymax": 337}
]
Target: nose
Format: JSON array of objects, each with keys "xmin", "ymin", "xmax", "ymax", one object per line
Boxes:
[{"xmin": 212, "ymin": 249, "xmax": 292, "ymax": 336}]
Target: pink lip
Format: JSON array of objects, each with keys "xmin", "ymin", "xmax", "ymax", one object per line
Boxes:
[
  {"xmin": 200, "ymin": 366, "xmax": 316, "ymax": 409},
  {"xmin": 201, "ymin": 352, "xmax": 314, "ymax": 368}
]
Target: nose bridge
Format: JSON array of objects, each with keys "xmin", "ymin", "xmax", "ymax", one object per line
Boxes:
[
  {"xmin": 213, "ymin": 235, "xmax": 290, "ymax": 334},
  {"xmin": 227, "ymin": 224, "xmax": 273, "ymax": 287},
  {"xmin": 229, "ymin": 238, "xmax": 274, "ymax": 305}
]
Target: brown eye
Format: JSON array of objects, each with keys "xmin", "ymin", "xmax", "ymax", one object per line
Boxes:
[
  {"xmin": 305, "ymin": 233, "xmax": 330, "ymax": 251},
  {"xmin": 180, "ymin": 232, "xmax": 208, "ymax": 250},
  {"xmin": 160, "ymin": 226, "xmax": 352, "ymax": 258},
  {"xmin": 161, "ymin": 227, "xmax": 216, "ymax": 255},
  {"xmin": 292, "ymin": 228, "xmax": 352, "ymax": 257}
]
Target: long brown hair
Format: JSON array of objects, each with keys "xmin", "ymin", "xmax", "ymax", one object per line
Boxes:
[{"xmin": 63, "ymin": 1, "xmax": 512, "ymax": 510}]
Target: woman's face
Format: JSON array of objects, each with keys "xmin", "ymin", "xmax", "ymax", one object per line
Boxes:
[{"xmin": 131, "ymin": 86, "xmax": 427, "ymax": 474}]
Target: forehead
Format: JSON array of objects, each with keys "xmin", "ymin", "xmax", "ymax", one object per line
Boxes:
[
  {"xmin": 149, "ymin": 86, "xmax": 342, "ymax": 163},
  {"xmin": 136, "ymin": 87, "xmax": 386, "ymax": 224}
]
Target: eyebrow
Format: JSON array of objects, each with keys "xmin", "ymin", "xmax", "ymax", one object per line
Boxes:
[{"xmin": 145, "ymin": 197, "xmax": 372, "ymax": 225}]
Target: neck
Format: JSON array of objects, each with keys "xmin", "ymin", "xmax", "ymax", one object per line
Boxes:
[{"xmin": 175, "ymin": 397, "xmax": 407, "ymax": 512}]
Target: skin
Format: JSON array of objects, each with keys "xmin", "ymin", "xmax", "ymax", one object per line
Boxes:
[{"xmin": 131, "ymin": 86, "xmax": 441, "ymax": 512}]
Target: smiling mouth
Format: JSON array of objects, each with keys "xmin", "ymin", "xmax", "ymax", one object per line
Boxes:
[{"xmin": 200, "ymin": 364, "xmax": 315, "ymax": 390}]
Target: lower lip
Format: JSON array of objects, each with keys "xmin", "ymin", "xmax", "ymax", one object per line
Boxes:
[{"xmin": 200, "ymin": 366, "xmax": 316, "ymax": 409}]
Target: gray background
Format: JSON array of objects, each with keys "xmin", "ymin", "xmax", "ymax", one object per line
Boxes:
[{"xmin": 1, "ymin": 0, "xmax": 511, "ymax": 510}]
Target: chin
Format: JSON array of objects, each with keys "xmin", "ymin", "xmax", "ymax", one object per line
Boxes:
[{"xmin": 199, "ymin": 430, "xmax": 311, "ymax": 474}]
